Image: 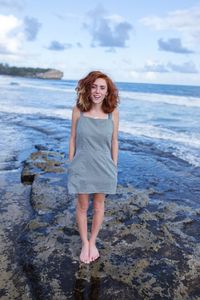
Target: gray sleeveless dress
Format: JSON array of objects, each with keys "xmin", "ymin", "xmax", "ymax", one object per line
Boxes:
[{"xmin": 67, "ymin": 111, "xmax": 117, "ymax": 194}]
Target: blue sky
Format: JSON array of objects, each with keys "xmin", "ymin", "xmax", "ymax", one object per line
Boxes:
[{"xmin": 0, "ymin": 0, "xmax": 200, "ymax": 85}]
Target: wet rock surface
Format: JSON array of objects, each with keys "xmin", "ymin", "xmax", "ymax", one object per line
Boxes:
[
  {"xmin": 0, "ymin": 172, "xmax": 33, "ymax": 299},
  {"xmin": 10, "ymin": 150, "xmax": 199, "ymax": 299}
]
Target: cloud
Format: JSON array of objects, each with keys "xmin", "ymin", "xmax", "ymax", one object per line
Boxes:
[
  {"xmin": 76, "ymin": 42, "xmax": 82, "ymax": 48},
  {"xmin": 139, "ymin": 60, "xmax": 198, "ymax": 74},
  {"xmin": 142, "ymin": 61, "xmax": 169, "ymax": 73},
  {"xmin": 158, "ymin": 38, "xmax": 194, "ymax": 54},
  {"xmin": 168, "ymin": 61, "xmax": 198, "ymax": 73},
  {"xmin": 83, "ymin": 5, "xmax": 133, "ymax": 48},
  {"xmin": 0, "ymin": 0, "xmax": 25, "ymax": 10},
  {"xmin": 0, "ymin": 14, "xmax": 23, "ymax": 54},
  {"xmin": 0, "ymin": 44, "xmax": 12, "ymax": 55},
  {"xmin": 54, "ymin": 12, "xmax": 82, "ymax": 20},
  {"xmin": 140, "ymin": 5, "xmax": 200, "ymax": 46},
  {"xmin": 47, "ymin": 40, "xmax": 72, "ymax": 51},
  {"xmin": 0, "ymin": 14, "xmax": 41, "ymax": 53},
  {"xmin": 24, "ymin": 16, "xmax": 41, "ymax": 41},
  {"xmin": 0, "ymin": 13, "xmax": 41, "ymax": 57}
]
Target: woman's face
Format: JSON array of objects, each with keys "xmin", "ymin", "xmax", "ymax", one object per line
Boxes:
[{"xmin": 90, "ymin": 78, "xmax": 108, "ymax": 105}]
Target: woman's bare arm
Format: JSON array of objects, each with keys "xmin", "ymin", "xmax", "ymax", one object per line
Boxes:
[
  {"xmin": 68, "ymin": 106, "xmax": 80, "ymax": 161},
  {"xmin": 111, "ymin": 108, "xmax": 119, "ymax": 166}
]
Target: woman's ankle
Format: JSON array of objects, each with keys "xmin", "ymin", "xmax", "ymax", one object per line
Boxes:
[
  {"xmin": 82, "ymin": 240, "xmax": 89, "ymax": 245},
  {"xmin": 89, "ymin": 238, "xmax": 96, "ymax": 245}
]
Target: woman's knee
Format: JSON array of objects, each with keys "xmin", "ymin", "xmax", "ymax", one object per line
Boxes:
[
  {"xmin": 77, "ymin": 194, "xmax": 89, "ymax": 213},
  {"xmin": 93, "ymin": 197, "xmax": 105, "ymax": 212},
  {"xmin": 93, "ymin": 193, "xmax": 105, "ymax": 201}
]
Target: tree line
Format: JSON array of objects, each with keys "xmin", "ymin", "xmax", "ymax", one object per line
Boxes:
[{"xmin": 0, "ymin": 63, "xmax": 50, "ymax": 77}]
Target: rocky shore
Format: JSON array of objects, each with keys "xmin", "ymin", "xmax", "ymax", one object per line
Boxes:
[
  {"xmin": 1, "ymin": 148, "xmax": 200, "ymax": 299},
  {"xmin": 35, "ymin": 69, "xmax": 63, "ymax": 80}
]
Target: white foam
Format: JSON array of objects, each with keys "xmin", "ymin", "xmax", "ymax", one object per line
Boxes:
[
  {"xmin": 120, "ymin": 91, "xmax": 200, "ymax": 108},
  {"xmin": 119, "ymin": 121, "xmax": 200, "ymax": 148},
  {"xmin": 1, "ymin": 102, "xmax": 199, "ymax": 167},
  {"xmin": 0, "ymin": 104, "xmax": 72, "ymax": 119},
  {"xmin": 0, "ymin": 76, "xmax": 75, "ymax": 93},
  {"xmin": 172, "ymin": 148, "xmax": 200, "ymax": 167},
  {"xmin": 120, "ymin": 120, "xmax": 200, "ymax": 166},
  {"xmin": 14, "ymin": 82, "xmax": 75, "ymax": 93},
  {"xmin": 1, "ymin": 102, "xmax": 199, "ymax": 151}
]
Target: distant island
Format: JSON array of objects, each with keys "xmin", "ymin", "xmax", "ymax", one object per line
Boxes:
[{"xmin": 0, "ymin": 63, "xmax": 64, "ymax": 80}]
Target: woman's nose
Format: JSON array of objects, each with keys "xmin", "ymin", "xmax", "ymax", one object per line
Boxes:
[{"xmin": 95, "ymin": 86, "xmax": 100, "ymax": 93}]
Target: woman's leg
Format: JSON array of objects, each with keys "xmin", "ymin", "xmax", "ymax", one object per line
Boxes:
[
  {"xmin": 76, "ymin": 193, "xmax": 90, "ymax": 263},
  {"xmin": 89, "ymin": 193, "xmax": 105, "ymax": 262}
]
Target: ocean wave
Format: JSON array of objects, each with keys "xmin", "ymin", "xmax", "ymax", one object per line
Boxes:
[
  {"xmin": 120, "ymin": 121, "xmax": 200, "ymax": 166},
  {"xmin": 1, "ymin": 104, "xmax": 199, "ymax": 150},
  {"xmin": 16, "ymin": 83, "xmax": 75, "ymax": 93},
  {"xmin": 120, "ymin": 91, "xmax": 200, "ymax": 108},
  {"xmin": 1, "ymin": 105, "xmax": 199, "ymax": 167},
  {"xmin": 120, "ymin": 121, "xmax": 200, "ymax": 148},
  {"xmin": 172, "ymin": 148, "xmax": 200, "ymax": 167},
  {"xmin": 0, "ymin": 105, "xmax": 72, "ymax": 119}
]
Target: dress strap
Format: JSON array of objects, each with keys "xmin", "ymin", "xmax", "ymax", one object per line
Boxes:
[
  {"xmin": 80, "ymin": 110, "xmax": 83, "ymax": 116},
  {"xmin": 108, "ymin": 112, "xmax": 112, "ymax": 119}
]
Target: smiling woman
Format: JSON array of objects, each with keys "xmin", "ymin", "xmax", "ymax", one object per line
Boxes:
[
  {"xmin": 75, "ymin": 71, "xmax": 119, "ymax": 113},
  {"xmin": 67, "ymin": 70, "xmax": 119, "ymax": 264}
]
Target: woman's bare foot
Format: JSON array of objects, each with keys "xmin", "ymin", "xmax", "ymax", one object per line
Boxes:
[
  {"xmin": 80, "ymin": 241, "xmax": 90, "ymax": 264},
  {"xmin": 89, "ymin": 241, "xmax": 100, "ymax": 262}
]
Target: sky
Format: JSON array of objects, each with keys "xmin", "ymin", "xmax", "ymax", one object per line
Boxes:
[{"xmin": 0, "ymin": 0, "xmax": 200, "ymax": 85}]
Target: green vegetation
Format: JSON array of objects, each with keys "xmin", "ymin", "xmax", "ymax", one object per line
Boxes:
[{"xmin": 0, "ymin": 63, "xmax": 51, "ymax": 77}]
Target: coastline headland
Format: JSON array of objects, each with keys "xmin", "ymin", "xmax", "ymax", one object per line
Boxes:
[{"xmin": 0, "ymin": 63, "xmax": 63, "ymax": 80}]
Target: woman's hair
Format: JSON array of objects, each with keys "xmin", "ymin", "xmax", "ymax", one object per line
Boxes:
[{"xmin": 76, "ymin": 70, "xmax": 119, "ymax": 113}]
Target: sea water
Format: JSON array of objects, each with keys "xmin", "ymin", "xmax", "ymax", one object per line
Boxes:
[
  {"xmin": 1, "ymin": 75, "xmax": 200, "ymax": 165},
  {"xmin": 0, "ymin": 75, "xmax": 200, "ymax": 206}
]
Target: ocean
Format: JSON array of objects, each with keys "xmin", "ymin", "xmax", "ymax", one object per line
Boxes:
[{"xmin": 0, "ymin": 75, "xmax": 200, "ymax": 207}]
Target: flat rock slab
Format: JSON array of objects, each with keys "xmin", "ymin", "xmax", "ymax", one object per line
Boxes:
[{"xmin": 18, "ymin": 151, "xmax": 200, "ymax": 299}]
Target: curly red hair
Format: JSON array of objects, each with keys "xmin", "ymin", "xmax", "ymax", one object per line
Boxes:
[{"xmin": 76, "ymin": 71, "xmax": 119, "ymax": 113}]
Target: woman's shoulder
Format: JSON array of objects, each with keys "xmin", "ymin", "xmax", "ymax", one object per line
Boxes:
[
  {"xmin": 111, "ymin": 108, "xmax": 119, "ymax": 124},
  {"xmin": 72, "ymin": 105, "xmax": 81, "ymax": 116},
  {"xmin": 71, "ymin": 105, "xmax": 82, "ymax": 123},
  {"xmin": 112, "ymin": 108, "xmax": 119, "ymax": 117}
]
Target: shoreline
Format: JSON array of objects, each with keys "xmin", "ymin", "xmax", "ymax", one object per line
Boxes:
[
  {"xmin": 0, "ymin": 73, "xmax": 63, "ymax": 80},
  {"xmin": 0, "ymin": 75, "xmax": 200, "ymax": 298}
]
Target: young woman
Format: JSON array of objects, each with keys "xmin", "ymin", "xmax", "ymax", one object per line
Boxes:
[{"xmin": 67, "ymin": 70, "xmax": 119, "ymax": 264}]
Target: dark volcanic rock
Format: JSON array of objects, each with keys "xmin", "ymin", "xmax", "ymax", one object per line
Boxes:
[
  {"xmin": 16, "ymin": 150, "xmax": 200, "ymax": 299},
  {"xmin": 21, "ymin": 150, "xmax": 67, "ymax": 184}
]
